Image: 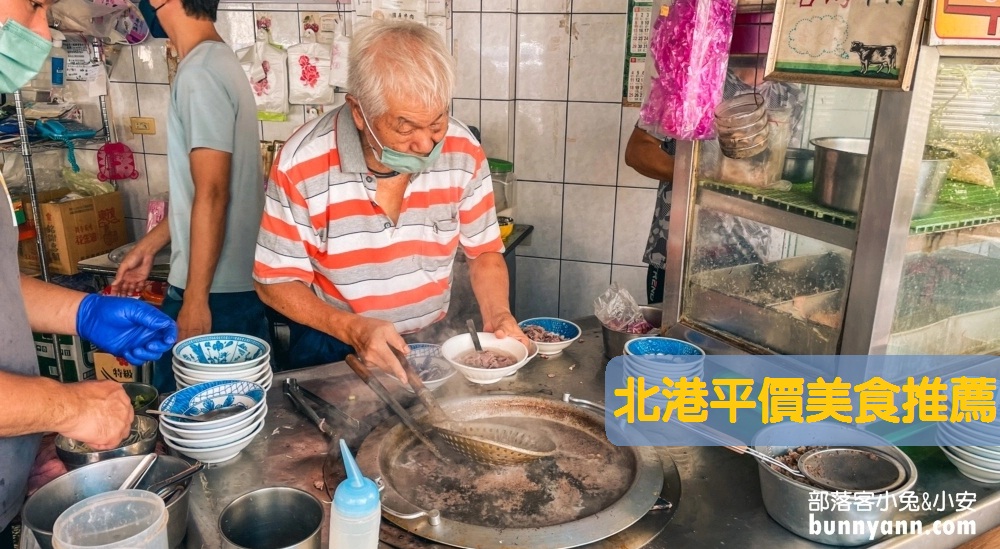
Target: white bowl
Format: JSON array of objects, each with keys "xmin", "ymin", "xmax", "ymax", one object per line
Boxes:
[
  {"xmin": 161, "ymin": 416, "xmax": 265, "ymax": 449},
  {"xmin": 158, "ymin": 403, "xmax": 268, "ymax": 440},
  {"xmin": 941, "ymin": 445, "xmax": 1000, "ymax": 483},
  {"xmin": 440, "ymin": 333, "xmax": 530, "ymax": 385},
  {"xmin": 162, "ymin": 421, "xmax": 264, "ymax": 464},
  {"xmin": 159, "ymin": 380, "xmax": 266, "ymax": 431},
  {"xmin": 172, "ymin": 358, "xmax": 269, "ymax": 380},
  {"xmin": 518, "ymin": 317, "xmax": 581, "ymax": 357},
  {"xmin": 944, "ymin": 444, "xmax": 1000, "ymax": 470},
  {"xmin": 173, "ymin": 333, "xmax": 270, "ymax": 371},
  {"xmin": 395, "ymin": 343, "xmax": 456, "ymax": 392}
]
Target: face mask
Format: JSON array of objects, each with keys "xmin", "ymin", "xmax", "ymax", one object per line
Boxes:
[
  {"xmin": 359, "ymin": 104, "xmax": 444, "ymax": 174},
  {"xmin": 0, "ymin": 19, "xmax": 52, "ymax": 94}
]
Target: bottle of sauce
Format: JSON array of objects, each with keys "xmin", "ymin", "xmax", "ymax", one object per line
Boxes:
[{"xmin": 329, "ymin": 438, "xmax": 380, "ymax": 549}]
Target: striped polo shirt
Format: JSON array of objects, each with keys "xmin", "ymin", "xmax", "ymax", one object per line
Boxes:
[{"xmin": 253, "ymin": 105, "xmax": 504, "ymax": 334}]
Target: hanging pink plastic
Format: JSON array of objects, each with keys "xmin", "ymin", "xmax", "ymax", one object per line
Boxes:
[
  {"xmin": 640, "ymin": 0, "xmax": 738, "ymax": 141},
  {"xmin": 96, "ymin": 142, "xmax": 140, "ymax": 181}
]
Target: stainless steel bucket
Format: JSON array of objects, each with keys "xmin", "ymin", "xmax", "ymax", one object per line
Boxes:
[
  {"xmin": 601, "ymin": 306, "xmax": 663, "ymax": 359},
  {"xmin": 219, "ymin": 487, "xmax": 323, "ymax": 549},
  {"xmin": 811, "ymin": 137, "xmax": 871, "ymax": 214},
  {"xmin": 912, "ymin": 154, "xmax": 955, "ymax": 218}
]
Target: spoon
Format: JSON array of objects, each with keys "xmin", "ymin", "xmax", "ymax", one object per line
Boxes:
[
  {"xmin": 147, "ymin": 406, "xmax": 246, "ymax": 422},
  {"xmin": 466, "ymin": 319, "xmax": 483, "ymax": 352},
  {"xmin": 119, "ymin": 454, "xmax": 157, "ymax": 490}
]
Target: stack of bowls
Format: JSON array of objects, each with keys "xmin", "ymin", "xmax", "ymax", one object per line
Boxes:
[
  {"xmin": 157, "ymin": 380, "xmax": 267, "ymax": 464},
  {"xmin": 172, "ymin": 333, "xmax": 273, "ymax": 391},
  {"xmin": 936, "ymin": 414, "xmax": 1000, "ymax": 483},
  {"xmin": 622, "ymin": 337, "xmax": 705, "ymax": 409}
]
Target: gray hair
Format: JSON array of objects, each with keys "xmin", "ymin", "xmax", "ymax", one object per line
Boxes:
[{"xmin": 348, "ymin": 21, "xmax": 456, "ymax": 119}]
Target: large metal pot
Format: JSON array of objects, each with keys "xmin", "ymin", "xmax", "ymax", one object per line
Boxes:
[
  {"xmin": 811, "ymin": 137, "xmax": 871, "ymax": 214},
  {"xmin": 357, "ymin": 394, "xmax": 671, "ymax": 549},
  {"xmin": 752, "ymin": 423, "xmax": 918, "ymax": 546},
  {"xmin": 219, "ymin": 487, "xmax": 323, "ymax": 549},
  {"xmin": 22, "ymin": 455, "xmax": 194, "ymax": 549}
]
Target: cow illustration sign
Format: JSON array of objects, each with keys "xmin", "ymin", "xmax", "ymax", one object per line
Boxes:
[{"xmin": 764, "ymin": 0, "xmax": 930, "ymax": 90}]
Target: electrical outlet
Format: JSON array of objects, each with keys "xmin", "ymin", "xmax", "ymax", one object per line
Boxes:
[{"xmin": 130, "ymin": 117, "xmax": 156, "ymax": 135}]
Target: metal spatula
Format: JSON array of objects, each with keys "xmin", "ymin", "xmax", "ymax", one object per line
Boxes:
[{"xmin": 393, "ymin": 348, "xmax": 556, "ymax": 466}]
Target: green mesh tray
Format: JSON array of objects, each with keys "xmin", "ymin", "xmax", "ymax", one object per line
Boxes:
[{"xmin": 702, "ymin": 178, "xmax": 1000, "ymax": 235}]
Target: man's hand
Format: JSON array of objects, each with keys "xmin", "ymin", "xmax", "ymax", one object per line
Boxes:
[
  {"xmin": 176, "ymin": 298, "xmax": 212, "ymax": 342},
  {"xmin": 76, "ymin": 294, "xmax": 178, "ymax": 364},
  {"xmin": 58, "ymin": 381, "xmax": 134, "ymax": 450},
  {"xmin": 345, "ymin": 316, "xmax": 409, "ymax": 382},
  {"xmin": 484, "ymin": 310, "xmax": 531, "ymax": 349},
  {"xmin": 110, "ymin": 246, "xmax": 154, "ymax": 296}
]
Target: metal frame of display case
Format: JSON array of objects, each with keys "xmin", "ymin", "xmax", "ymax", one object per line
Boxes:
[{"xmin": 660, "ymin": 45, "xmax": 1000, "ymax": 356}]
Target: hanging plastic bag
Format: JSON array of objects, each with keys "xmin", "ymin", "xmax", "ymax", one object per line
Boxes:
[
  {"xmin": 640, "ymin": 0, "xmax": 738, "ymax": 141},
  {"xmin": 287, "ymin": 39, "xmax": 334, "ymax": 105},
  {"xmin": 593, "ymin": 283, "xmax": 656, "ymax": 334},
  {"xmin": 329, "ymin": 33, "xmax": 350, "ymax": 89},
  {"xmin": 239, "ymin": 41, "xmax": 289, "ymax": 122}
]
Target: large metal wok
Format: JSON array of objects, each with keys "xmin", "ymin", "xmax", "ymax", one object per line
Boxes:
[{"xmin": 356, "ymin": 394, "xmax": 675, "ymax": 549}]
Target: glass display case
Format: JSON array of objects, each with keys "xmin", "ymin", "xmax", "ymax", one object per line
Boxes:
[{"xmin": 661, "ymin": 45, "xmax": 1000, "ymax": 356}]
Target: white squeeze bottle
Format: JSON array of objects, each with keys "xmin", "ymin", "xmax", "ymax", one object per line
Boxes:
[
  {"xmin": 49, "ymin": 29, "xmax": 67, "ymax": 102},
  {"xmin": 329, "ymin": 438, "xmax": 381, "ymax": 549}
]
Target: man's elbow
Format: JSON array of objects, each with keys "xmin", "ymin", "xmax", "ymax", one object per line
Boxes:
[{"xmin": 253, "ymin": 280, "xmax": 275, "ymax": 306}]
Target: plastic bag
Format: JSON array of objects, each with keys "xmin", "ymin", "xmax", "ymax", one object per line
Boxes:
[
  {"xmin": 239, "ymin": 42, "xmax": 289, "ymax": 121},
  {"xmin": 640, "ymin": 0, "xmax": 737, "ymax": 140},
  {"xmin": 593, "ymin": 283, "xmax": 655, "ymax": 334},
  {"xmin": 287, "ymin": 41, "xmax": 334, "ymax": 105},
  {"xmin": 62, "ymin": 168, "xmax": 115, "ymax": 196}
]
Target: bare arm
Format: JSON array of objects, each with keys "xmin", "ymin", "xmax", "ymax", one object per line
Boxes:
[
  {"xmin": 624, "ymin": 126, "xmax": 675, "ymax": 182},
  {"xmin": 111, "ymin": 218, "xmax": 170, "ymax": 296},
  {"xmin": 0, "ymin": 372, "xmax": 133, "ymax": 448},
  {"xmin": 254, "ymin": 280, "xmax": 409, "ymax": 380},
  {"xmin": 467, "ymin": 251, "xmax": 529, "ymax": 346},
  {"xmin": 20, "ymin": 275, "xmax": 84, "ymax": 335},
  {"xmin": 178, "ymin": 148, "xmax": 231, "ymax": 340}
]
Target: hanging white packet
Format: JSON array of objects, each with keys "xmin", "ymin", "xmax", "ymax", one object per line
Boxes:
[{"xmin": 288, "ymin": 32, "xmax": 335, "ymax": 105}]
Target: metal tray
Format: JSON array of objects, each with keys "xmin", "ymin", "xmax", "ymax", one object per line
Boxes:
[{"xmin": 685, "ymin": 252, "xmax": 849, "ymax": 355}]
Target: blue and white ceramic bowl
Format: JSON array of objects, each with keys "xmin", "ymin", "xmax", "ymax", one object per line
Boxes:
[
  {"xmin": 399, "ymin": 343, "xmax": 456, "ymax": 392},
  {"xmin": 173, "ymin": 333, "xmax": 270, "ymax": 372},
  {"xmin": 518, "ymin": 317, "xmax": 581, "ymax": 357},
  {"xmin": 158, "ymin": 380, "xmax": 265, "ymax": 431}
]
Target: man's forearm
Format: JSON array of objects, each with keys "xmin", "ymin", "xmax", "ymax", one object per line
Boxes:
[
  {"xmin": 467, "ymin": 252, "xmax": 512, "ymax": 322},
  {"xmin": 20, "ymin": 276, "xmax": 84, "ymax": 335},
  {"xmin": 254, "ymin": 280, "xmax": 356, "ymax": 341},
  {"xmin": 0, "ymin": 371, "xmax": 73, "ymax": 437},
  {"xmin": 186, "ymin": 188, "xmax": 228, "ymax": 299}
]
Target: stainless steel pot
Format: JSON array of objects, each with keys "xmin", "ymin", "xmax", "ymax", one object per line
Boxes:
[
  {"xmin": 601, "ymin": 305, "xmax": 663, "ymax": 359},
  {"xmin": 219, "ymin": 487, "xmax": 323, "ymax": 549},
  {"xmin": 912, "ymin": 150, "xmax": 956, "ymax": 218},
  {"xmin": 782, "ymin": 148, "xmax": 815, "ymax": 184},
  {"xmin": 22, "ymin": 455, "xmax": 194, "ymax": 549},
  {"xmin": 752, "ymin": 423, "xmax": 918, "ymax": 546},
  {"xmin": 811, "ymin": 137, "xmax": 871, "ymax": 214},
  {"xmin": 55, "ymin": 415, "xmax": 158, "ymax": 469}
]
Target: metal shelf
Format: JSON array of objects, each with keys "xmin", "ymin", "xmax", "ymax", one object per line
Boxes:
[
  {"xmin": 697, "ymin": 182, "xmax": 857, "ymax": 250},
  {"xmin": 0, "ymin": 134, "xmax": 108, "ymax": 153}
]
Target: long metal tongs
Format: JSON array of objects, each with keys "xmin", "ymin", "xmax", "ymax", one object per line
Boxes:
[{"xmin": 283, "ymin": 378, "xmax": 361, "ymax": 436}]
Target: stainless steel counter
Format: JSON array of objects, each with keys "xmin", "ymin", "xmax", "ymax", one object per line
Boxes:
[{"xmin": 181, "ymin": 317, "xmax": 1000, "ymax": 548}]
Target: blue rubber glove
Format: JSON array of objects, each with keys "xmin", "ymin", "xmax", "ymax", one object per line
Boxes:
[{"xmin": 76, "ymin": 294, "xmax": 178, "ymax": 365}]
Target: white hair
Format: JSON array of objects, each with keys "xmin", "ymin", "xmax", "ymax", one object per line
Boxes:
[{"xmin": 348, "ymin": 21, "xmax": 456, "ymax": 118}]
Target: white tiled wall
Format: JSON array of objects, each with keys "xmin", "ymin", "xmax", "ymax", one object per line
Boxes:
[{"xmin": 15, "ymin": 0, "xmax": 876, "ymax": 324}]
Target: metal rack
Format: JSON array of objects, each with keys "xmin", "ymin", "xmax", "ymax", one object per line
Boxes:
[
  {"xmin": 661, "ymin": 45, "xmax": 1000, "ymax": 356},
  {"xmin": 11, "ymin": 37, "xmax": 114, "ymax": 379}
]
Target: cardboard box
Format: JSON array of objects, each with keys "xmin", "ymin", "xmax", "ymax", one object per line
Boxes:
[
  {"xmin": 18, "ymin": 189, "xmax": 128, "ymax": 275},
  {"xmin": 33, "ymin": 332, "xmax": 61, "ymax": 381},
  {"xmin": 94, "ymin": 352, "xmax": 150, "ymax": 383},
  {"xmin": 57, "ymin": 335, "xmax": 97, "ymax": 382}
]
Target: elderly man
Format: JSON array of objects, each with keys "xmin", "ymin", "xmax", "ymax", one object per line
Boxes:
[
  {"xmin": 0, "ymin": 0, "xmax": 177, "ymax": 540},
  {"xmin": 254, "ymin": 21, "xmax": 524, "ymax": 380}
]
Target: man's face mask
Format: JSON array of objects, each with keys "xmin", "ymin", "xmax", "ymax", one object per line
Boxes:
[
  {"xmin": 0, "ymin": 19, "xmax": 52, "ymax": 94},
  {"xmin": 358, "ymin": 103, "xmax": 444, "ymax": 174}
]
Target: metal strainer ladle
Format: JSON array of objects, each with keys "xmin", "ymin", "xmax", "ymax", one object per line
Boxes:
[
  {"xmin": 392, "ymin": 348, "xmax": 556, "ymax": 466},
  {"xmin": 696, "ymin": 424, "xmax": 906, "ymax": 492}
]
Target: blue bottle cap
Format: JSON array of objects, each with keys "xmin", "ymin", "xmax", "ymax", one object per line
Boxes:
[{"xmin": 334, "ymin": 438, "xmax": 381, "ymax": 517}]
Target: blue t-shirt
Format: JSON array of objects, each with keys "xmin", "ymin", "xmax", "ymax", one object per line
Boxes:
[{"xmin": 167, "ymin": 41, "xmax": 263, "ymax": 292}]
